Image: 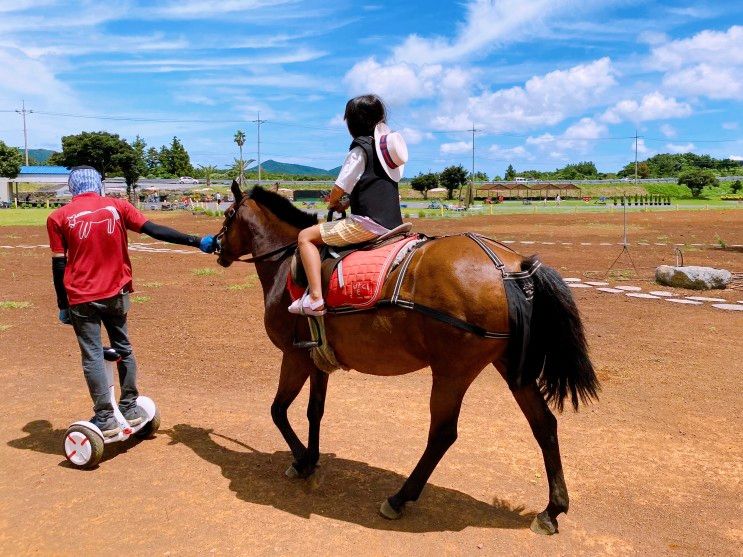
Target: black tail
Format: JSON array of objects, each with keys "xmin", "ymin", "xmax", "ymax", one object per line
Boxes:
[{"xmin": 526, "ymin": 256, "xmax": 600, "ymax": 411}]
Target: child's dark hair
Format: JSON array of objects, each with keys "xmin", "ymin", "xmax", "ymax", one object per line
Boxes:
[{"xmin": 344, "ymin": 94, "xmax": 386, "ymax": 138}]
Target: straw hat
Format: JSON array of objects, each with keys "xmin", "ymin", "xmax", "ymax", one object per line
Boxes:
[{"xmin": 374, "ymin": 123, "xmax": 408, "ymax": 182}]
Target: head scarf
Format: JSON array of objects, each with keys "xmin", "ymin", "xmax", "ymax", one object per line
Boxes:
[{"xmin": 68, "ymin": 167, "xmax": 104, "ymax": 196}]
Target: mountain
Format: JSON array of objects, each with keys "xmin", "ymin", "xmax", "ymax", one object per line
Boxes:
[
  {"xmin": 25, "ymin": 148, "xmax": 57, "ymax": 164},
  {"xmin": 247, "ymin": 159, "xmax": 339, "ymax": 177}
]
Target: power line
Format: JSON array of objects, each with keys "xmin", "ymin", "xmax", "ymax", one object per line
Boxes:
[{"xmin": 643, "ymin": 137, "xmax": 740, "ymax": 143}]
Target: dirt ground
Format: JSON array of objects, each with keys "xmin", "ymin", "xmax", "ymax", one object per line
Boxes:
[{"xmin": 0, "ymin": 208, "xmax": 741, "ymax": 556}]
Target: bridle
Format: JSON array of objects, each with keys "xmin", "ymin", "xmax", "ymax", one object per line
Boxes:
[{"xmin": 214, "ymin": 198, "xmax": 298, "ymax": 264}]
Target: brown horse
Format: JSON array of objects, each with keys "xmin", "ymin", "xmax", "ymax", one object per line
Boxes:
[{"xmin": 215, "ymin": 183, "xmax": 599, "ymax": 535}]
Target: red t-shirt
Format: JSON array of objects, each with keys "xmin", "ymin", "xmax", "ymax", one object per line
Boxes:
[{"xmin": 47, "ymin": 193, "xmax": 148, "ymax": 305}]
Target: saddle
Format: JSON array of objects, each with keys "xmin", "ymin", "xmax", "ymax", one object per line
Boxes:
[{"xmin": 288, "ymin": 222, "xmax": 418, "ymax": 311}]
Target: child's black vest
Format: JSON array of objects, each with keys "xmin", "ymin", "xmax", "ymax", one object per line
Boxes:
[{"xmin": 348, "ymin": 136, "xmax": 403, "ymax": 230}]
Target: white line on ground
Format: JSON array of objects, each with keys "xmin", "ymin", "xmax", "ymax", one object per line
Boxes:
[
  {"xmin": 685, "ymin": 296, "xmax": 727, "ymax": 303},
  {"xmin": 711, "ymin": 303, "xmax": 743, "ymax": 311}
]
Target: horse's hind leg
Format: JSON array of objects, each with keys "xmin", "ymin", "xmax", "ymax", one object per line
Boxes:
[
  {"xmin": 511, "ymin": 382, "xmax": 569, "ymax": 535},
  {"xmin": 380, "ymin": 373, "xmax": 475, "ymax": 520},
  {"xmin": 271, "ymin": 352, "xmax": 312, "ymax": 474}
]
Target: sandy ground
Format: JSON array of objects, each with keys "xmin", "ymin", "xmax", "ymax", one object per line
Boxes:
[{"xmin": 0, "ymin": 208, "xmax": 741, "ymax": 556}]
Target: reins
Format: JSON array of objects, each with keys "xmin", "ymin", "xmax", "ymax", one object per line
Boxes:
[
  {"xmin": 215, "ymin": 196, "xmax": 298, "ymax": 264},
  {"xmin": 231, "ymin": 242, "xmax": 297, "ymax": 264}
]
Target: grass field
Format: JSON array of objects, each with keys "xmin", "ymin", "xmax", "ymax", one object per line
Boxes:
[{"xmin": 2, "ymin": 198, "xmax": 742, "ymax": 228}]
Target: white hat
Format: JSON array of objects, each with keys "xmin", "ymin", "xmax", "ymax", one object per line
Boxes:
[{"xmin": 374, "ymin": 122, "xmax": 408, "ymax": 182}]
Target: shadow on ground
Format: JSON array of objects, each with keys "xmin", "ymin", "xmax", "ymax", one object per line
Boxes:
[
  {"xmin": 162, "ymin": 423, "xmax": 534, "ymax": 533},
  {"xmin": 8, "ymin": 419, "xmax": 143, "ymax": 468}
]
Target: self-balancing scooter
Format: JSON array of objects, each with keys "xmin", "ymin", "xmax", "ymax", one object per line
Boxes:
[{"xmin": 63, "ymin": 347, "xmax": 160, "ymax": 469}]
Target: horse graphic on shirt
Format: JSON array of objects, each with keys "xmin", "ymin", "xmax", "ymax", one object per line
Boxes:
[{"xmin": 66, "ymin": 206, "xmax": 121, "ymax": 240}]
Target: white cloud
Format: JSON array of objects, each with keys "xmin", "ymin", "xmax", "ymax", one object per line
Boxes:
[
  {"xmin": 0, "ymin": 47, "xmax": 84, "ymax": 147},
  {"xmin": 729, "ymin": 155, "xmax": 743, "ymax": 161},
  {"xmin": 666, "ymin": 142, "xmax": 695, "ymax": 154},
  {"xmin": 523, "ymin": 117, "xmax": 607, "ymax": 158},
  {"xmin": 390, "ymin": 0, "xmax": 565, "ymax": 65},
  {"xmin": 660, "ymin": 124, "xmax": 676, "ymax": 137},
  {"xmin": 601, "ymin": 92, "xmax": 691, "ymax": 124},
  {"xmin": 651, "ymin": 26, "xmax": 743, "ymax": 100},
  {"xmin": 637, "ymin": 31, "xmax": 668, "ymax": 45},
  {"xmin": 635, "ymin": 138, "xmax": 652, "ymax": 156},
  {"xmin": 488, "ymin": 144, "xmax": 533, "ymax": 160},
  {"xmin": 434, "ymin": 57, "xmax": 617, "ymax": 132},
  {"xmin": 722, "ymin": 122, "xmax": 739, "ymax": 130},
  {"xmin": 96, "ymin": 48, "xmax": 327, "ymax": 73},
  {"xmin": 343, "ymin": 58, "xmax": 472, "ymax": 106},
  {"xmin": 663, "ymin": 64, "xmax": 742, "ymax": 100},
  {"xmin": 147, "ymin": 0, "xmax": 296, "ymax": 19},
  {"xmin": 440, "ymin": 141, "xmax": 472, "ymax": 154},
  {"xmin": 398, "ymin": 127, "xmax": 431, "ymax": 145}
]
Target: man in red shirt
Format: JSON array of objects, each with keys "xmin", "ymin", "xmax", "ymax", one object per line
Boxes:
[{"xmin": 48, "ymin": 166, "xmax": 216, "ymax": 436}]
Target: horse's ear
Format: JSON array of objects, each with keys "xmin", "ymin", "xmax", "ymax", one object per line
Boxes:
[{"xmin": 231, "ymin": 180, "xmax": 243, "ymax": 202}]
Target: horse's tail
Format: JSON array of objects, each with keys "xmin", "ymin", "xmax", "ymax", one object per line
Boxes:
[{"xmin": 526, "ymin": 256, "xmax": 600, "ymax": 411}]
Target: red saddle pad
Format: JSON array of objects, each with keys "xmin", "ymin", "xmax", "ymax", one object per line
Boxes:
[{"xmin": 287, "ymin": 236, "xmax": 418, "ymax": 310}]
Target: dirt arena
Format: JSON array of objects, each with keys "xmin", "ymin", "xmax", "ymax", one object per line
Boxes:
[{"xmin": 1, "ymin": 208, "xmax": 741, "ymax": 556}]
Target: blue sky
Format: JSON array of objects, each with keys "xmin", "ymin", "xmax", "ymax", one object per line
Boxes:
[{"xmin": 0, "ymin": 0, "xmax": 742, "ymax": 176}]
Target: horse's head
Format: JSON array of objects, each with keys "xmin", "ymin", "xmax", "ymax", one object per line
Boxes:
[
  {"xmin": 215, "ymin": 180, "xmax": 254, "ymax": 268},
  {"xmin": 215, "ymin": 181, "xmax": 318, "ymax": 268}
]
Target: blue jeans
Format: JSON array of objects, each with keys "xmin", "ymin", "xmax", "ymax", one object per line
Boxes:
[{"xmin": 69, "ymin": 292, "xmax": 138, "ymax": 420}]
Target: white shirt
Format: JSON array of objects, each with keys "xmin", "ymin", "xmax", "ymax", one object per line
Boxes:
[
  {"xmin": 334, "ymin": 146, "xmax": 366, "ymax": 193},
  {"xmin": 333, "ymin": 146, "xmax": 390, "ymax": 235}
]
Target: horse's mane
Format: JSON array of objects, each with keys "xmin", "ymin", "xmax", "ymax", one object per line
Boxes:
[{"xmin": 248, "ymin": 186, "xmax": 318, "ymax": 229}]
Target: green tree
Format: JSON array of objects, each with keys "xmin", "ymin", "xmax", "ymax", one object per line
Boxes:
[
  {"xmin": 471, "ymin": 171, "xmax": 488, "ymax": 181},
  {"xmin": 113, "ymin": 144, "xmax": 142, "ymax": 199},
  {"xmin": 0, "ymin": 140, "xmax": 23, "ymax": 178},
  {"xmin": 234, "ymin": 130, "xmax": 246, "ymax": 185},
  {"xmin": 410, "ymin": 172, "xmax": 439, "ymax": 199},
  {"xmin": 504, "ymin": 164, "xmax": 516, "ymax": 181},
  {"xmin": 159, "ymin": 136, "xmax": 192, "ymax": 177},
  {"xmin": 678, "ymin": 168, "xmax": 718, "ymax": 198},
  {"xmin": 145, "ymin": 146, "xmax": 160, "ymax": 173},
  {"xmin": 440, "ymin": 165, "xmax": 469, "ymax": 200},
  {"xmin": 49, "ymin": 131, "xmax": 131, "ymax": 179},
  {"xmin": 731, "ymin": 179, "xmax": 742, "ymax": 194},
  {"xmin": 199, "ymin": 164, "xmax": 218, "ymax": 188}
]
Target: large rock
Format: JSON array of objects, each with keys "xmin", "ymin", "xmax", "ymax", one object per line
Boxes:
[{"xmin": 655, "ymin": 265, "xmax": 732, "ymax": 290}]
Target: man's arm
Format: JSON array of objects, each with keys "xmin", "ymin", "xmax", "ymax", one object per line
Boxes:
[
  {"xmin": 47, "ymin": 215, "xmax": 71, "ymax": 324},
  {"xmin": 140, "ymin": 221, "xmax": 216, "ymax": 253},
  {"xmin": 51, "ymin": 254, "xmax": 69, "ymax": 310}
]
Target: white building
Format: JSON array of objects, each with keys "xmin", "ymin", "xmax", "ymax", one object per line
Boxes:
[{"xmin": 1, "ymin": 166, "xmax": 71, "ymax": 203}]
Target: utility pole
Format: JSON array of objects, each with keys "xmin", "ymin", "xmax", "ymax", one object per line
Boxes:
[
  {"xmin": 15, "ymin": 100, "xmax": 33, "ymax": 166},
  {"xmin": 252, "ymin": 113, "xmax": 267, "ymax": 184},
  {"xmin": 466, "ymin": 123, "xmax": 482, "ymax": 208},
  {"xmin": 634, "ymin": 129, "xmax": 638, "ymax": 186}
]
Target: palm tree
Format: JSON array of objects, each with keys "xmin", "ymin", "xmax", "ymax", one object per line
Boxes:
[
  {"xmin": 234, "ymin": 130, "xmax": 246, "ymax": 185},
  {"xmin": 198, "ymin": 164, "xmax": 218, "ymax": 188}
]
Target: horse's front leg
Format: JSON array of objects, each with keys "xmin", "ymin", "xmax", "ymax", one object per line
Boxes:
[
  {"xmin": 288, "ymin": 369, "xmax": 328, "ymax": 478},
  {"xmin": 271, "ymin": 351, "xmax": 313, "ymax": 473}
]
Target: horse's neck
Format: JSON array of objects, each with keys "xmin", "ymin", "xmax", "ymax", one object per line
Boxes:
[{"xmin": 249, "ymin": 216, "xmax": 297, "ymax": 309}]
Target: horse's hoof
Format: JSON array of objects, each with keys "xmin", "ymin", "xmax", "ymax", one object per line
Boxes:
[
  {"xmin": 285, "ymin": 465, "xmax": 300, "ymax": 479},
  {"xmin": 530, "ymin": 511, "xmax": 558, "ymax": 535},
  {"xmin": 379, "ymin": 499, "xmax": 402, "ymax": 520}
]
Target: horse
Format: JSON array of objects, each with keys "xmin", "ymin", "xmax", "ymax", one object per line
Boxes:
[
  {"xmin": 214, "ymin": 181, "xmax": 599, "ymax": 535},
  {"xmin": 66, "ymin": 206, "xmax": 120, "ymax": 239}
]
